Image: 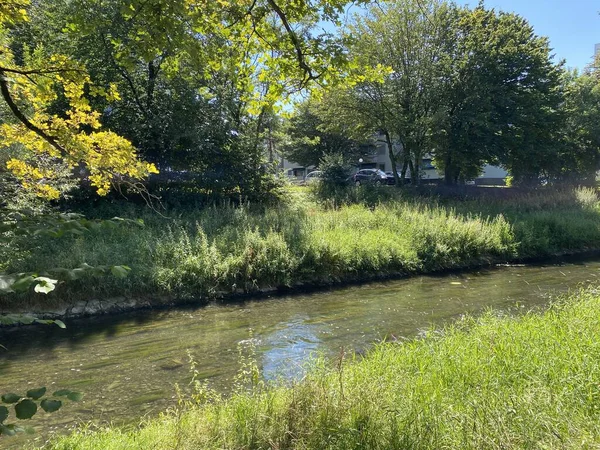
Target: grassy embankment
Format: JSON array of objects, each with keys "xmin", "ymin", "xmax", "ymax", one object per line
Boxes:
[
  {"xmin": 2, "ymin": 186, "xmax": 600, "ymax": 311},
  {"xmin": 46, "ymin": 286, "xmax": 600, "ymax": 449}
]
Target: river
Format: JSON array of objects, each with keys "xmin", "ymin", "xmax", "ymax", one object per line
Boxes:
[{"xmin": 1, "ymin": 257, "xmax": 599, "ymax": 448}]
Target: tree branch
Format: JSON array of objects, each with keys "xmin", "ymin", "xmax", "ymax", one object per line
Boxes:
[
  {"xmin": 0, "ymin": 69, "xmax": 67, "ymax": 156},
  {"xmin": 0, "ymin": 66, "xmax": 82, "ymax": 76},
  {"xmin": 265, "ymin": 0, "xmax": 320, "ymax": 84}
]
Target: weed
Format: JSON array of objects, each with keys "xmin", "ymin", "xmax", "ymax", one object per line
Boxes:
[{"xmin": 2, "ymin": 187, "xmax": 599, "ymax": 312}]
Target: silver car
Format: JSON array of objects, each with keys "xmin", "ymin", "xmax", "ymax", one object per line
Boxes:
[{"xmin": 303, "ymin": 171, "xmax": 323, "ymax": 185}]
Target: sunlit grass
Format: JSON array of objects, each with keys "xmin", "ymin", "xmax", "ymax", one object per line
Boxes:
[{"xmin": 2, "ymin": 186, "xmax": 599, "ymax": 309}]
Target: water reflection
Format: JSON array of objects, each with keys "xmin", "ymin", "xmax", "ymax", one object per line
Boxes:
[{"xmin": 261, "ymin": 315, "xmax": 323, "ymax": 381}]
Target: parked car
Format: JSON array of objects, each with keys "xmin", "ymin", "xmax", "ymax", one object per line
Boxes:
[
  {"xmin": 353, "ymin": 169, "xmax": 388, "ymax": 186},
  {"xmin": 303, "ymin": 170, "xmax": 323, "ymax": 185},
  {"xmin": 385, "ymin": 171, "xmax": 403, "ymax": 185}
]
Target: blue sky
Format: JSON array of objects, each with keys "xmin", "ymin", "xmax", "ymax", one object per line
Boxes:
[{"xmin": 456, "ymin": 0, "xmax": 600, "ymax": 70}]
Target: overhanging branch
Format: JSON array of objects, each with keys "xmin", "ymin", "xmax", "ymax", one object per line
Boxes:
[
  {"xmin": 0, "ymin": 69, "xmax": 67, "ymax": 156},
  {"xmin": 265, "ymin": 0, "xmax": 321, "ymax": 84}
]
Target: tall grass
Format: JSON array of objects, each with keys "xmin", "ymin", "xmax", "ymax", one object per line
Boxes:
[
  {"xmin": 2, "ymin": 186, "xmax": 599, "ymax": 310},
  {"xmin": 46, "ymin": 287, "xmax": 600, "ymax": 449}
]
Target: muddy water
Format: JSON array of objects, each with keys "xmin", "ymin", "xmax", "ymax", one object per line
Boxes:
[{"xmin": 1, "ymin": 258, "xmax": 599, "ymax": 447}]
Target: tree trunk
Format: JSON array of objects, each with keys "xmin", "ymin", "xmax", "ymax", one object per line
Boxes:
[
  {"xmin": 147, "ymin": 60, "xmax": 157, "ymax": 110},
  {"xmin": 444, "ymin": 152, "xmax": 455, "ymax": 185},
  {"xmin": 400, "ymin": 160, "xmax": 408, "ymax": 185},
  {"xmin": 412, "ymin": 154, "xmax": 421, "ymax": 186},
  {"xmin": 384, "ymin": 131, "xmax": 401, "ymax": 187},
  {"xmin": 145, "ymin": 59, "xmax": 162, "ymax": 164},
  {"xmin": 401, "ymin": 145, "xmax": 411, "ymax": 185},
  {"xmin": 408, "ymin": 159, "xmax": 416, "ymax": 185}
]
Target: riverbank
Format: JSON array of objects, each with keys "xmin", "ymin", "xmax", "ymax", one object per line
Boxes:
[
  {"xmin": 45, "ymin": 286, "xmax": 600, "ymax": 449},
  {"xmin": 2, "ymin": 186, "xmax": 600, "ymax": 318}
]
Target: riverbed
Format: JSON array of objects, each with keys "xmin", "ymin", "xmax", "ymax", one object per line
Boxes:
[{"xmin": 1, "ymin": 257, "xmax": 599, "ymax": 448}]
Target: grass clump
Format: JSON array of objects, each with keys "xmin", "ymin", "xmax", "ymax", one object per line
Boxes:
[
  {"xmin": 46, "ymin": 287, "xmax": 600, "ymax": 449},
  {"xmin": 1, "ymin": 186, "xmax": 600, "ymax": 310}
]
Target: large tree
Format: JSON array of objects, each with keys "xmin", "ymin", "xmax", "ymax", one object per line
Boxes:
[
  {"xmin": 556, "ymin": 68, "xmax": 600, "ymax": 184},
  {"xmin": 281, "ymin": 98, "xmax": 370, "ymax": 167},
  {"xmin": 0, "ymin": 1, "xmax": 158, "ymax": 200},
  {"xmin": 432, "ymin": 5, "xmax": 563, "ymax": 185},
  {"xmin": 340, "ymin": 0, "xmax": 449, "ymax": 185},
  {"xmin": 323, "ymin": 0, "xmax": 563, "ymax": 186}
]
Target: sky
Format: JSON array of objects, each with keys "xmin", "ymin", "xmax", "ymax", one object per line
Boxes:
[{"xmin": 454, "ymin": 0, "xmax": 599, "ymax": 70}]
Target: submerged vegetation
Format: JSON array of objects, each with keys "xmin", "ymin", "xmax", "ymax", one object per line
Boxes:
[
  {"xmin": 46, "ymin": 286, "xmax": 600, "ymax": 449},
  {"xmin": 2, "ymin": 186, "xmax": 599, "ymax": 312}
]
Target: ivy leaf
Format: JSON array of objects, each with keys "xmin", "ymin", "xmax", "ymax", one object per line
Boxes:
[
  {"xmin": 33, "ymin": 277, "xmax": 58, "ymax": 294},
  {"xmin": 40, "ymin": 399, "xmax": 62, "ymax": 413},
  {"xmin": 110, "ymin": 265, "xmax": 130, "ymax": 278},
  {"xmin": 15, "ymin": 399, "xmax": 37, "ymax": 420},
  {"xmin": 1, "ymin": 393, "xmax": 21, "ymax": 404},
  {"xmin": 26, "ymin": 387, "xmax": 46, "ymax": 400},
  {"xmin": 0, "ymin": 406, "xmax": 8, "ymax": 423},
  {"xmin": 13, "ymin": 315, "xmax": 36, "ymax": 325},
  {"xmin": 11, "ymin": 275, "xmax": 36, "ymax": 292},
  {"xmin": 66, "ymin": 391, "xmax": 83, "ymax": 402}
]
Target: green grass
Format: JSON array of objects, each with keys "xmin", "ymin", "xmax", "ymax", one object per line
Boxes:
[
  {"xmin": 45, "ymin": 287, "xmax": 600, "ymax": 449},
  {"xmin": 2, "ymin": 186, "xmax": 600, "ymax": 310}
]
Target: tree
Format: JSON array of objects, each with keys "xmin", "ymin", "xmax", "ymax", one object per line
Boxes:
[
  {"xmin": 473, "ymin": 9, "xmax": 562, "ymax": 186},
  {"xmin": 328, "ymin": 0, "xmax": 450, "ymax": 186},
  {"xmin": 432, "ymin": 5, "xmax": 562, "ymax": 185},
  {"xmin": 9, "ymin": 0, "xmax": 370, "ymax": 198},
  {"xmin": 557, "ymin": 69, "xmax": 600, "ymax": 184},
  {"xmin": 323, "ymin": 1, "xmax": 563, "ymax": 186},
  {"xmin": 0, "ymin": 0, "xmax": 375, "ymax": 289},
  {"xmin": 281, "ymin": 98, "xmax": 369, "ymax": 167}
]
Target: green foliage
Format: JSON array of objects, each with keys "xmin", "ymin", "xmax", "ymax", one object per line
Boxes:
[
  {"xmin": 556, "ymin": 69, "xmax": 600, "ymax": 184},
  {"xmin": 310, "ymin": 153, "xmax": 392, "ymax": 208},
  {"xmin": 318, "ymin": 152, "xmax": 353, "ymax": 186},
  {"xmin": 11, "ymin": 0, "xmax": 367, "ymax": 201},
  {"xmin": 0, "ymin": 314, "xmax": 65, "ymax": 327},
  {"xmin": 331, "ymin": 0, "xmax": 453, "ymax": 185},
  {"xmin": 3, "ymin": 187, "xmax": 599, "ymax": 311},
  {"xmin": 280, "ymin": 98, "xmax": 371, "ymax": 167},
  {"xmin": 0, "ymin": 387, "xmax": 81, "ymax": 436},
  {"xmin": 0, "ymin": 209, "xmax": 138, "ymax": 297},
  {"xmin": 324, "ymin": 1, "xmax": 563, "ymax": 186},
  {"xmin": 26, "ymin": 388, "xmax": 46, "ymax": 400},
  {"xmin": 40, "ymin": 400, "xmax": 62, "ymax": 413},
  {"xmin": 433, "ymin": 5, "xmax": 563, "ymax": 185}
]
